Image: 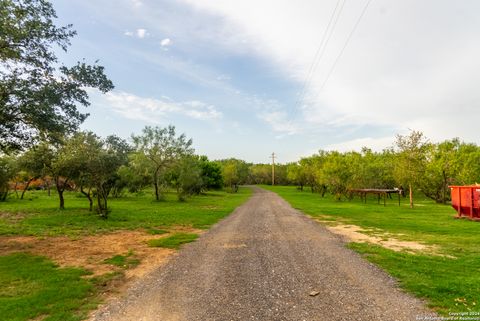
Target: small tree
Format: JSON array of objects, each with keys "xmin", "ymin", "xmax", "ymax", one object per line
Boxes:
[
  {"xmin": 220, "ymin": 159, "xmax": 248, "ymax": 192},
  {"xmin": 62, "ymin": 132, "xmax": 128, "ymax": 217},
  {"xmin": 198, "ymin": 156, "xmax": 223, "ymax": 190},
  {"xmin": 222, "ymin": 162, "xmax": 239, "ymax": 192},
  {"xmin": 394, "ymin": 130, "xmax": 428, "ymax": 208},
  {"xmin": 132, "ymin": 125, "xmax": 194, "ymax": 201},
  {"xmin": 17, "ymin": 147, "xmax": 49, "ymax": 199}
]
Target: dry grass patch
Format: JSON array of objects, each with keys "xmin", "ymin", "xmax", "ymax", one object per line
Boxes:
[
  {"xmin": 317, "ymin": 220, "xmax": 444, "ymax": 256},
  {"xmin": 0, "ymin": 230, "xmax": 176, "ymax": 278}
]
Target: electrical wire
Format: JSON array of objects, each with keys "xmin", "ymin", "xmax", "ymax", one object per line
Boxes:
[
  {"xmin": 317, "ymin": 0, "xmax": 373, "ymax": 92},
  {"xmin": 293, "ymin": 0, "xmax": 346, "ymax": 111}
]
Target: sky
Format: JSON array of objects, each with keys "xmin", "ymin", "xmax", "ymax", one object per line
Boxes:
[{"xmin": 51, "ymin": 0, "xmax": 480, "ymax": 163}]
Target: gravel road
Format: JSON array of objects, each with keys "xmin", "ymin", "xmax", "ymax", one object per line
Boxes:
[{"xmin": 91, "ymin": 187, "xmax": 435, "ymax": 321}]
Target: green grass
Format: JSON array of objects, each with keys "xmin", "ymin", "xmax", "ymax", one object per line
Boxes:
[
  {"xmin": 148, "ymin": 232, "xmax": 199, "ymax": 249},
  {"xmin": 103, "ymin": 251, "xmax": 140, "ymax": 268},
  {"xmin": 262, "ymin": 185, "xmax": 480, "ymax": 315},
  {"xmin": 146, "ymin": 228, "xmax": 169, "ymax": 235},
  {"xmin": 0, "ymin": 187, "xmax": 252, "ymax": 236},
  {"xmin": 0, "ymin": 253, "xmax": 96, "ymax": 321}
]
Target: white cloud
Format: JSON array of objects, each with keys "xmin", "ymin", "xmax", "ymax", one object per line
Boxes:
[
  {"xmin": 124, "ymin": 28, "xmax": 148, "ymax": 39},
  {"xmin": 101, "ymin": 91, "xmax": 222, "ymax": 123},
  {"xmin": 160, "ymin": 38, "xmax": 172, "ymax": 46},
  {"xmin": 178, "ymin": 0, "xmax": 480, "ymax": 145},
  {"xmin": 136, "ymin": 28, "xmax": 147, "ymax": 38}
]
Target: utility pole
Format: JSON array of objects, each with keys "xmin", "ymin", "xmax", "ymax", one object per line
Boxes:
[{"xmin": 270, "ymin": 152, "xmax": 276, "ymax": 186}]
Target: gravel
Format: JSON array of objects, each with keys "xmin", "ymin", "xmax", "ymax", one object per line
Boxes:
[{"xmin": 91, "ymin": 187, "xmax": 436, "ymax": 321}]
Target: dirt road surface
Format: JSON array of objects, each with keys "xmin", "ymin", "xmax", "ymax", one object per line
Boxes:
[{"xmin": 91, "ymin": 187, "xmax": 435, "ymax": 321}]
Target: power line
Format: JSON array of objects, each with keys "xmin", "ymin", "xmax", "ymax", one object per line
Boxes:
[
  {"xmin": 317, "ymin": 0, "xmax": 373, "ymax": 92},
  {"xmin": 293, "ymin": 0, "xmax": 346, "ymax": 111}
]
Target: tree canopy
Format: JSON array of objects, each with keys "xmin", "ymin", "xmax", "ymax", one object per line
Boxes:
[{"xmin": 0, "ymin": 0, "xmax": 114, "ymax": 153}]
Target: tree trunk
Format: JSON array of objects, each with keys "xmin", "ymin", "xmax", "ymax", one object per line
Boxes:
[
  {"xmin": 20, "ymin": 177, "xmax": 35, "ymax": 200},
  {"xmin": 56, "ymin": 177, "xmax": 66, "ymax": 210},
  {"xmin": 409, "ymin": 183, "xmax": 413, "ymax": 208},
  {"xmin": 14, "ymin": 181, "xmax": 19, "ymax": 198},
  {"xmin": 96, "ymin": 185, "xmax": 108, "ymax": 218},
  {"xmin": 80, "ymin": 186, "xmax": 93, "ymax": 211},
  {"xmin": 58, "ymin": 188, "xmax": 65, "ymax": 209},
  {"xmin": 442, "ymin": 170, "xmax": 447, "ymax": 204},
  {"xmin": 153, "ymin": 170, "xmax": 160, "ymax": 201}
]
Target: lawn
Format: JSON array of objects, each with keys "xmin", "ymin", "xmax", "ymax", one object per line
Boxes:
[
  {"xmin": 262, "ymin": 185, "xmax": 480, "ymax": 315},
  {"xmin": 0, "ymin": 187, "xmax": 252, "ymax": 321},
  {"xmin": 0, "ymin": 187, "xmax": 252, "ymax": 236},
  {"xmin": 0, "ymin": 253, "xmax": 95, "ymax": 321}
]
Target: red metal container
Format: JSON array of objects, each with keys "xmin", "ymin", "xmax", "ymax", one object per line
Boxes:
[{"xmin": 450, "ymin": 185, "xmax": 480, "ymax": 220}]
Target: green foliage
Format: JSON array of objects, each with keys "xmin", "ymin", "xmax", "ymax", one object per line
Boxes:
[
  {"xmin": 0, "ymin": 187, "xmax": 252, "ymax": 236},
  {"xmin": 62, "ymin": 132, "xmax": 129, "ymax": 217},
  {"xmin": 148, "ymin": 233, "xmax": 199, "ymax": 249},
  {"xmin": 0, "ymin": 155, "xmax": 16, "ymax": 201},
  {"xmin": 131, "ymin": 125, "xmax": 194, "ymax": 201},
  {"xmin": 199, "ymin": 156, "xmax": 223, "ymax": 189},
  {"xmin": 0, "ymin": 253, "xmax": 95, "ymax": 321},
  {"xmin": 0, "ymin": 0, "xmax": 114, "ymax": 153},
  {"xmin": 264, "ymin": 185, "xmax": 480, "ymax": 314},
  {"xmin": 420, "ymin": 139, "xmax": 460, "ymax": 203},
  {"xmin": 394, "ymin": 130, "xmax": 428, "ymax": 207},
  {"xmin": 218, "ymin": 158, "xmax": 249, "ymax": 192}
]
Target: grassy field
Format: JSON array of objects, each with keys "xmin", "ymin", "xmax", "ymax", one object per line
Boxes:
[
  {"xmin": 0, "ymin": 187, "xmax": 251, "ymax": 321},
  {"xmin": 262, "ymin": 185, "xmax": 480, "ymax": 315},
  {"xmin": 0, "ymin": 188, "xmax": 251, "ymax": 236}
]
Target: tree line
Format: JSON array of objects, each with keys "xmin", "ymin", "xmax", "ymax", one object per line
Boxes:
[
  {"xmin": 0, "ymin": 125, "xmax": 228, "ymax": 217},
  {"xmin": 210, "ymin": 131, "xmax": 480, "ymax": 208}
]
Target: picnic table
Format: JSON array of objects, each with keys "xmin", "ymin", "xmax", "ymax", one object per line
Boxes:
[{"xmin": 348, "ymin": 188, "xmax": 403, "ymax": 206}]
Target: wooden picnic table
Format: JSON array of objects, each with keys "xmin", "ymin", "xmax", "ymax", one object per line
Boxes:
[{"xmin": 348, "ymin": 188, "xmax": 403, "ymax": 206}]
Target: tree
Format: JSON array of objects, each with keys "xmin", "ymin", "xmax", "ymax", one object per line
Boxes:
[
  {"xmin": 420, "ymin": 139, "xmax": 461, "ymax": 203},
  {"xmin": 175, "ymin": 156, "xmax": 203, "ymax": 201},
  {"xmin": 286, "ymin": 162, "xmax": 307, "ymax": 190},
  {"xmin": 0, "ymin": 0, "xmax": 114, "ymax": 153},
  {"xmin": 17, "ymin": 146, "xmax": 48, "ymax": 199},
  {"xmin": 321, "ymin": 151, "xmax": 351, "ymax": 200},
  {"xmin": 198, "ymin": 156, "xmax": 223, "ymax": 189},
  {"xmin": 220, "ymin": 159, "xmax": 248, "ymax": 192},
  {"xmin": 61, "ymin": 132, "xmax": 128, "ymax": 216},
  {"xmin": 0, "ymin": 155, "xmax": 15, "ymax": 201},
  {"xmin": 394, "ymin": 130, "xmax": 428, "ymax": 208},
  {"xmin": 132, "ymin": 125, "xmax": 194, "ymax": 201}
]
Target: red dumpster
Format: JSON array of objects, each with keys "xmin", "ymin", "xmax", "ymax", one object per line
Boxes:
[{"xmin": 450, "ymin": 185, "xmax": 480, "ymax": 220}]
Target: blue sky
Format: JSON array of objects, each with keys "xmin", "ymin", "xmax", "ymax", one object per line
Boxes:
[{"xmin": 51, "ymin": 0, "xmax": 480, "ymax": 163}]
